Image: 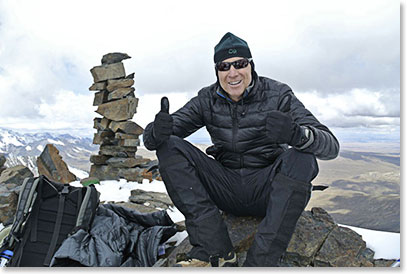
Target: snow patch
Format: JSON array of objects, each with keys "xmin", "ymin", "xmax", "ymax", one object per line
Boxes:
[
  {"xmin": 36, "ymin": 145, "xmax": 44, "ymax": 152},
  {"xmin": 47, "ymin": 138, "xmax": 65, "ymax": 146},
  {"xmin": 339, "ymin": 224, "xmax": 400, "ymax": 260},
  {"xmin": 25, "ymin": 145, "xmax": 32, "ymax": 151},
  {"xmin": 68, "ymin": 166, "xmax": 89, "ymax": 180}
]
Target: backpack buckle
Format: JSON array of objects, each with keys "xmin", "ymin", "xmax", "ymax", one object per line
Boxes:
[{"xmin": 61, "ymin": 186, "xmax": 69, "ymax": 195}]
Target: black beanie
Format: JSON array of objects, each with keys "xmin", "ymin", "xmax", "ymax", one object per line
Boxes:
[{"xmin": 214, "ymin": 32, "xmax": 252, "ymax": 63}]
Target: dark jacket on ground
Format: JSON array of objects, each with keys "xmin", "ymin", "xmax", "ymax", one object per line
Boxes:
[
  {"xmin": 50, "ymin": 204, "xmax": 177, "ymax": 267},
  {"xmin": 144, "ymin": 74, "xmax": 339, "ymax": 168}
]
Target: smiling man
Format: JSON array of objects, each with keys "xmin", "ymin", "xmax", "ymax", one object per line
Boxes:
[{"xmin": 143, "ymin": 32, "xmax": 339, "ymax": 267}]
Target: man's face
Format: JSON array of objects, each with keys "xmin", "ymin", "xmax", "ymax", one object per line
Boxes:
[{"xmin": 217, "ymin": 57, "xmax": 252, "ymax": 102}]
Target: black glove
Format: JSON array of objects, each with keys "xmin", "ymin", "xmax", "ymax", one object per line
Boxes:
[
  {"xmin": 266, "ymin": 95, "xmax": 305, "ymax": 146},
  {"xmin": 153, "ymin": 97, "xmax": 173, "ymax": 146}
]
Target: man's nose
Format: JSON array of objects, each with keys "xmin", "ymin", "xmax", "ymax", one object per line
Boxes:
[{"xmin": 228, "ymin": 66, "xmax": 238, "ymax": 76}]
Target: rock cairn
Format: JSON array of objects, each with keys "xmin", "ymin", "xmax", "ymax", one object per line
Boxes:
[{"xmin": 89, "ymin": 53, "xmax": 151, "ymax": 182}]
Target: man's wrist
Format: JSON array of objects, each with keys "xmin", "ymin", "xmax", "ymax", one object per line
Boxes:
[{"xmin": 295, "ymin": 126, "xmax": 314, "ymax": 149}]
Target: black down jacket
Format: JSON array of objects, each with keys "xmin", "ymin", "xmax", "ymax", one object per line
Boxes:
[
  {"xmin": 144, "ymin": 75, "xmax": 339, "ymax": 168},
  {"xmin": 50, "ymin": 204, "xmax": 177, "ymax": 267}
]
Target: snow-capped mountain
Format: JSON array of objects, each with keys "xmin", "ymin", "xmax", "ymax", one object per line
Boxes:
[{"xmin": 0, "ymin": 127, "xmax": 98, "ymax": 176}]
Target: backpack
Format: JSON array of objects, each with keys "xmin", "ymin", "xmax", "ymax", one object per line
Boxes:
[{"xmin": 0, "ymin": 175, "xmax": 100, "ymax": 267}]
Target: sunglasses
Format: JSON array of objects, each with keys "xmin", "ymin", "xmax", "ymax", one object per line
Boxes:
[{"xmin": 216, "ymin": 58, "xmax": 252, "ymax": 71}]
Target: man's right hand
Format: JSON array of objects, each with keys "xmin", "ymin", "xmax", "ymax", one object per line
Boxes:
[{"xmin": 153, "ymin": 97, "xmax": 173, "ymax": 146}]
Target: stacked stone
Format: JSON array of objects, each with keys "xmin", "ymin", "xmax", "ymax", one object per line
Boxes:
[{"xmin": 89, "ymin": 53, "xmax": 149, "ymax": 182}]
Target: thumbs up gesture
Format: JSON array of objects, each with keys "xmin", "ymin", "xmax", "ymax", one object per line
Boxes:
[
  {"xmin": 153, "ymin": 97, "xmax": 173, "ymax": 146},
  {"xmin": 266, "ymin": 94, "xmax": 304, "ymax": 146}
]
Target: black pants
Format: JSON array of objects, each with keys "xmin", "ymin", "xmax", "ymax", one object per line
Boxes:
[{"xmin": 157, "ymin": 136, "xmax": 319, "ymax": 266}]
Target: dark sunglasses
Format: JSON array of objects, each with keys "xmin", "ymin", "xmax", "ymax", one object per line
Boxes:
[{"xmin": 215, "ymin": 58, "xmax": 252, "ymax": 71}]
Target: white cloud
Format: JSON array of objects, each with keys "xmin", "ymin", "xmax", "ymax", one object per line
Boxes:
[{"xmin": 0, "ymin": 0, "xmax": 400, "ymax": 141}]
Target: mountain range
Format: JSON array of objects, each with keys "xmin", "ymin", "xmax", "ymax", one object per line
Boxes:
[
  {"xmin": 0, "ymin": 127, "xmax": 400, "ymax": 233},
  {"xmin": 0, "ymin": 127, "xmax": 97, "ymax": 177}
]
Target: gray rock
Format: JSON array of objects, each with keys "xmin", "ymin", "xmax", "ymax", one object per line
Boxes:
[
  {"xmin": 99, "ymin": 144, "xmax": 137, "ymax": 157},
  {"xmin": 0, "ymin": 165, "xmax": 33, "ymax": 186},
  {"xmin": 106, "ymin": 78, "xmax": 134, "ymax": 92},
  {"xmin": 118, "ymin": 138, "xmax": 140, "ymax": 147},
  {"xmin": 101, "ymin": 52, "xmax": 131, "ymax": 65},
  {"xmin": 0, "ymin": 154, "xmax": 6, "ymax": 167},
  {"xmin": 107, "ymin": 87, "xmax": 135, "ymax": 101},
  {"xmin": 89, "ymin": 164, "xmax": 120, "ymax": 181},
  {"xmin": 165, "ymin": 207, "xmax": 380, "ymax": 267},
  {"xmin": 95, "ymin": 97, "xmax": 138, "ymax": 121},
  {"xmin": 89, "ymin": 81, "xmax": 107, "ymax": 91},
  {"xmin": 90, "ymin": 62, "xmax": 126, "ymax": 83},
  {"xmin": 90, "ymin": 154, "xmax": 112, "ymax": 165},
  {"xmin": 36, "ymin": 144, "xmax": 76, "ymax": 184},
  {"xmin": 129, "ymin": 189, "xmax": 173, "ymax": 210},
  {"xmin": 93, "ymin": 90, "xmax": 109, "ymax": 106},
  {"xmin": 109, "ymin": 121, "xmax": 144, "ymax": 135}
]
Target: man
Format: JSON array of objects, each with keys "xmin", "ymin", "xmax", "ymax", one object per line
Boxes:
[{"xmin": 143, "ymin": 32, "xmax": 339, "ymax": 267}]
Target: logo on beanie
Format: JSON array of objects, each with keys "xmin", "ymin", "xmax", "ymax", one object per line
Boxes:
[{"xmin": 228, "ymin": 49, "xmax": 237, "ymax": 54}]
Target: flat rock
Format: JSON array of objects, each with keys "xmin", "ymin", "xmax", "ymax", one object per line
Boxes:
[
  {"xmin": 93, "ymin": 90, "xmax": 109, "ymax": 106},
  {"xmin": 89, "ymin": 81, "xmax": 107, "ymax": 91},
  {"xmin": 129, "ymin": 189, "xmax": 173, "ymax": 210},
  {"xmin": 95, "ymin": 97, "xmax": 138, "ymax": 121},
  {"xmin": 89, "ymin": 164, "xmax": 120, "ymax": 181},
  {"xmin": 106, "ymin": 78, "xmax": 134, "ymax": 92},
  {"xmin": 0, "ymin": 165, "xmax": 34, "ymax": 187},
  {"xmin": 90, "ymin": 62, "xmax": 126, "ymax": 83},
  {"xmin": 101, "ymin": 52, "xmax": 131, "ymax": 65},
  {"xmin": 117, "ymin": 167, "xmax": 145, "ymax": 182},
  {"xmin": 106, "ymin": 157, "xmax": 139, "ymax": 168},
  {"xmin": 108, "ymin": 87, "xmax": 135, "ymax": 101},
  {"xmin": 36, "ymin": 144, "xmax": 76, "ymax": 184},
  {"xmin": 90, "ymin": 154, "xmax": 112, "ymax": 165},
  {"xmin": 109, "ymin": 121, "xmax": 144, "ymax": 135},
  {"xmin": 115, "ymin": 132, "xmax": 140, "ymax": 139},
  {"xmin": 118, "ymin": 138, "xmax": 140, "ymax": 147},
  {"xmin": 99, "ymin": 145, "xmax": 137, "ymax": 157}
]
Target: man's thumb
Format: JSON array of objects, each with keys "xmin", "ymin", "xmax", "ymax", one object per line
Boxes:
[{"xmin": 160, "ymin": 97, "xmax": 170, "ymax": 114}]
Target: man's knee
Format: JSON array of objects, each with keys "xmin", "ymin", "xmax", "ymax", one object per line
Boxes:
[{"xmin": 277, "ymin": 149, "xmax": 319, "ymax": 182}]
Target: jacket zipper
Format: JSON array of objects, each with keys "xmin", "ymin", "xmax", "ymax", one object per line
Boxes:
[{"xmin": 232, "ymin": 104, "xmax": 238, "ymax": 153}]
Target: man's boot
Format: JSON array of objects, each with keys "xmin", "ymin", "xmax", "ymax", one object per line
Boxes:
[{"xmin": 243, "ymin": 173, "xmax": 312, "ymax": 266}]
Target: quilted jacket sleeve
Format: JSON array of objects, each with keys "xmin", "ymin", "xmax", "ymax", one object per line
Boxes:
[
  {"xmin": 143, "ymin": 95, "xmax": 205, "ymax": 151},
  {"xmin": 281, "ymin": 88, "xmax": 340, "ymax": 160}
]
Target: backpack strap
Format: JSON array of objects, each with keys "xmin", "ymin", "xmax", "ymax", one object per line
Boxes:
[
  {"xmin": 43, "ymin": 185, "xmax": 69, "ymax": 266},
  {"xmin": 7, "ymin": 177, "xmax": 40, "ymax": 248},
  {"xmin": 75, "ymin": 185, "xmax": 99, "ymax": 229}
]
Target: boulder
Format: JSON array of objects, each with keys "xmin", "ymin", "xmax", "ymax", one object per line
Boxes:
[
  {"xmin": 90, "ymin": 62, "xmax": 126, "ymax": 83},
  {"xmin": 36, "ymin": 144, "xmax": 76, "ymax": 184},
  {"xmin": 165, "ymin": 207, "xmax": 381, "ymax": 267},
  {"xmin": 0, "ymin": 165, "xmax": 33, "ymax": 225},
  {"xmin": 0, "ymin": 165, "xmax": 33, "ymax": 188},
  {"xmin": 101, "ymin": 52, "xmax": 131, "ymax": 65},
  {"xmin": 106, "ymin": 78, "xmax": 135, "ymax": 92},
  {"xmin": 95, "ymin": 97, "xmax": 138, "ymax": 121},
  {"xmin": 129, "ymin": 189, "xmax": 173, "ymax": 210}
]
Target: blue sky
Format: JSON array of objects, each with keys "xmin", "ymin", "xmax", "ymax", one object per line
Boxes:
[{"xmin": 0, "ymin": 0, "xmax": 401, "ymax": 145}]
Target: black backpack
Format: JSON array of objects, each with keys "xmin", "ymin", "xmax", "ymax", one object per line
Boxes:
[{"xmin": 0, "ymin": 175, "xmax": 99, "ymax": 267}]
